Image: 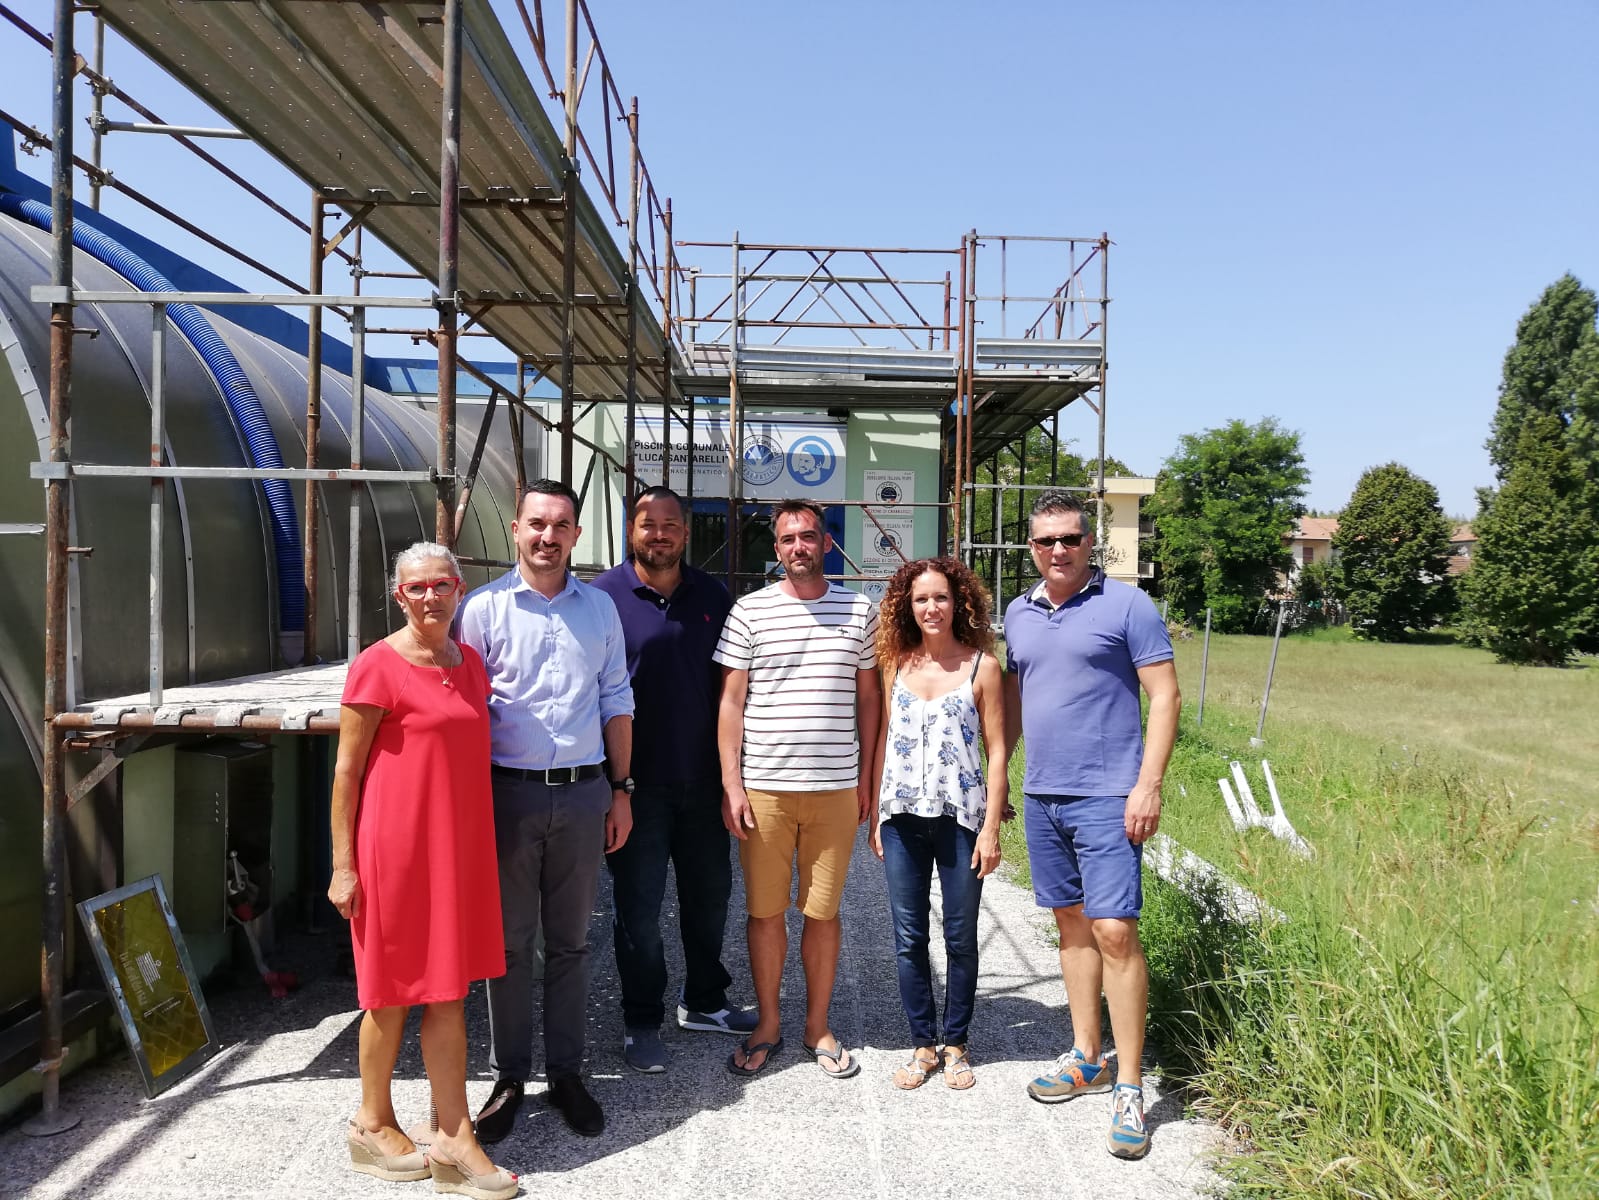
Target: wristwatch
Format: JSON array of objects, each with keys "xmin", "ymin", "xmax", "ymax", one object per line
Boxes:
[{"xmin": 609, "ymin": 776, "xmax": 635, "ymax": 795}]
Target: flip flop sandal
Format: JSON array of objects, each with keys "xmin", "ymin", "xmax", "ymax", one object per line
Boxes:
[
  {"xmin": 942, "ymin": 1047, "xmax": 976, "ymax": 1090},
  {"xmin": 892, "ymin": 1050, "xmax": 940, "ymax": 1090},
  {"xmin": 804, "ymin": 1038, "xmax": 861, "ymax": 1080},
  {"xmin": 726, "ymin": 1037, "xmax": 784, "ymax": 1078}
]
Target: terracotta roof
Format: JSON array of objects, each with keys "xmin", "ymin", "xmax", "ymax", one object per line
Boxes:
[
  {"xmin": 1292, "ymin": 516, "xmax": 1339, "ymax": 542},
  {"xmin": 1451, "ymin": 523, "xmax": 1475, "ymax": 542}
]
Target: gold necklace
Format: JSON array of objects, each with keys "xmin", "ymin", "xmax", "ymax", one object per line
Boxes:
[{"xmin": 409, "ymin": 631, "xmax": 456, "ymax": 688}]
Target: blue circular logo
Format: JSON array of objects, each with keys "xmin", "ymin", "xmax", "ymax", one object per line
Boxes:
[
  {"xmin": 787, "ymin": 436, "xmax": 837, "ymax": 488},
  {"xmin": 875, "ymin": 529, "xmax": 902, "ymax": 556},
  {"xmin": 740, "ymin": 433, "xmax": 784, "ymax": 487},
  {"xmin": 875, "ymin": 480, "xmax": 903, "ymax": 505}
]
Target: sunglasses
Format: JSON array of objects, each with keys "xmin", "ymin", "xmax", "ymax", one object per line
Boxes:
[
  {"xmin": 1029, "ymin": 533, "xmax": 1086, "ymax": 549},
  {"xmin": 398, "ymin": 576, "xmax": 462, "ymax": 599}
]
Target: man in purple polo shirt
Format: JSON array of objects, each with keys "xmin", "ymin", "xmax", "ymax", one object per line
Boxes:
[
  {"xmin": 1003, "ymin": 490, "xmax": 1179, "ymax": 1160},
  {"xmin": 592, "ymin": 487, "xmax": 756, "ymax": 1076}
]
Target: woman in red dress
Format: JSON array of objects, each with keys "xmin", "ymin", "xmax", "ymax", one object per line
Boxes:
[{"xmin": 328, "ymin": 542, "xmax": 515, "ymax": 1199}]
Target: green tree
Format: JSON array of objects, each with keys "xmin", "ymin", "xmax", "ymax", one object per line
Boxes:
[
  {"xmin": 1463, "ymin": 276, "xmax": 1599, "ymax": 664},
  {"xmin": 1330, "ymin": 463, "xmax": 1455, "ymax": 640},
  {"xmin": 1146, "ymin": 417, "xmax": 1308, "ymax": 632},
  {"xmin": 1486, "ymin": 275, "xmax": 1596, "ymax": 475},
  {"xmin": 1293, "ymin": 559, "xmax": 1334, "ymax": 627}
]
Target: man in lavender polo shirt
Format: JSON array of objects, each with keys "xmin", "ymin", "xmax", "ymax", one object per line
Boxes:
[
  {"xmin": 1002, "ymin": 490, "xmax": 1179, "ymax": 1160},
  {"xmin": 591, "ymin": 486, "xmax": 755, "ymax": 1076}
]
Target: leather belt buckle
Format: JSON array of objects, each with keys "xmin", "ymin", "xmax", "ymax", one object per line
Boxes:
[{"xmin": 491, "ymin": 762, "xmax": 601, "ymax": 785}]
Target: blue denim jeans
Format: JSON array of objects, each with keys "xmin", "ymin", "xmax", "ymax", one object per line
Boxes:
[
  {"xmin": 605, "ymin": 780, "xmax": 734, "ymax": 1030},
  {"xmin": 879, "ymin": 813, "xmax": 984, "ymax": 1047}
]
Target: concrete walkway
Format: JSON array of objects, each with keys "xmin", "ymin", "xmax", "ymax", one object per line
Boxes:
[{"xmin": 5, "ymin": 833, "xmax": 1224, "ymax": 1199}]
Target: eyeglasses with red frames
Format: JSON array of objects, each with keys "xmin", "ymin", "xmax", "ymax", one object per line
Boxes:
[
  {"xmin": 397, "ymin": 576, "xmax": 462, "ymax": 599},
  {"xmin": 1029, "ymin": 533, "xmax": 1086, "ymax": 549}
]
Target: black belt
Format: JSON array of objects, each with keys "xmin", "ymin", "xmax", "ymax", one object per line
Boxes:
[{"xmin": 491, "ymin": 762, "xmax": 606, "ymax": 786}]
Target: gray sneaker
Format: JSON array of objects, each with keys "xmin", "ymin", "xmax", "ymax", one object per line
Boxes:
[
  {"xmin": 676, "ymin": 1003, "xmax": 759, "ymax": 1035},
  {"xmin": 623, "ymin": 1028, "xmax": 668, "ymax": 1074}
]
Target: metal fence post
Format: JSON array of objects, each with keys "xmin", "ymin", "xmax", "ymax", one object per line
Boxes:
[
  {"xmin": 1252, "ymin": 603, "xmax": 1286, "ymax": 746},
  {"xmin": 1196, "ymin": 607, "xmax": 1211, "ymax": 727}
]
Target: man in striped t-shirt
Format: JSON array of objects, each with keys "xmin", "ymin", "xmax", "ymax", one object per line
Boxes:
[{"xmin": 715, "ymin": 499, "xmax": 881, "ymax": 1080}]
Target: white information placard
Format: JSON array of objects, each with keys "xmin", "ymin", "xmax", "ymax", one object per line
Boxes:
[{"xmin": 863, "ymin": 468, "xmax": 916, "ymax": 508}]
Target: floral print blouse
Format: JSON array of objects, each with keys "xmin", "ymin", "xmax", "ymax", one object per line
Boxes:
[{"xmin": 877, "ymin": 653, "xmax": 986, "ymax": 832}]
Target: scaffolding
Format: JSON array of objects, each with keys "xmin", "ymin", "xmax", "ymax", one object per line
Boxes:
[
  {"xmin": 668, "ymin": 232, "xmax": 1108, "ymax": 595},
  {"xmin": 3, "ymin": 0, "xmax": 1110, "ymax": 1134},
  {"xmin": 9, "ymin": 0, "xmax": 692, "ymax": 1134}
]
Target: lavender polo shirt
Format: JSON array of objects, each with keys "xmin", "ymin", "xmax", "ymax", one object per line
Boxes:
[
  {"xmin": 455, "ymin": 569, "xmax": 634, "ymax": 770},
  {"xmin": 590, "ymin": 560, "xmax": 732, "ymax": 787},
  {"xmin": 1003, "ymin": 570, "xmax": 1173, "ymax": 796}
]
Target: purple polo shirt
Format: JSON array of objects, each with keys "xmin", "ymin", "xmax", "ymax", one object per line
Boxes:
[
  {"xmin": 591, "ymin": 560, "xmax": 732, "ymax": 787},
  {"xmin": 1004, "ymin": 571, "xmax": 1173, "ymax": 796}
]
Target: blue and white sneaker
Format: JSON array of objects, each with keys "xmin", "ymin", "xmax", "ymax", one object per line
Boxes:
[
  {"xmin": 1026, "ymin": 1046, "xmax": 1113, "ymax": 1103},
  {"xmin": 676, "ymin": 1002, "xmax": 759, "ymax": 1035},
  {"xmin": 623, "ymin": 1028, "xmax": 668, "ymax": 1073},
  {"xmin": 1107, "ymin": 1082, "xmax": 1150, "ymax": 1158}
]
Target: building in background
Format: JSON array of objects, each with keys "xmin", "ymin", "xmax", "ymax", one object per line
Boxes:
[
  {"xmin": 1286, "ymin": 516, "xmax": 1339, "ymax": 575},
  {"xmin": 1448, "ymin": 523, "xmax": 1476, "ymax": 576},
  {"xmin": 1102, "ymin": 476, "xmax": 1156, "ymax": 590}
]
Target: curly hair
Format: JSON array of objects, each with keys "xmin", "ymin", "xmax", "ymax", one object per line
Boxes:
[{"xmin": 875, "ymin": 557, "xmax": 995, "ymax": 665}]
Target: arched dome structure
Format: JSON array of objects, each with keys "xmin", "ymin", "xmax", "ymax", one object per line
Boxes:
[{"xmin": 0, "ymin": 211, "xmax": 519, "ymax": 1016}]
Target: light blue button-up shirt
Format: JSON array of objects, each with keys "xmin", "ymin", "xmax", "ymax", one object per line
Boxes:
[{"xmin": 456, "ymin": 568, "xmax": 634, "ymax": 770}]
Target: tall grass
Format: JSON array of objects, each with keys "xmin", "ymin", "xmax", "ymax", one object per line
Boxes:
[
  {"xmin": 999, "ymin": 632, "xmax": 1599, "ymax": 1196},
  {"xmin": 1144, "ymin": 639, "xmax": 1599, "ymax": 1198}
]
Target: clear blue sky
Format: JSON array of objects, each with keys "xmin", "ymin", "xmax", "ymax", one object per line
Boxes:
[{"xmin": 3, "ymin": 0, "xmax": 1595, "ymax": 516}]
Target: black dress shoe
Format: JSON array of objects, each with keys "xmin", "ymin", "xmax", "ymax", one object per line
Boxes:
[
  {"xmin": 545, "ymin": 1074, "xmax": 604, "ymax": 1137},
  {"xmin": 474, "ymin": 1078, "xmax": 524, "ymax": 1145}
]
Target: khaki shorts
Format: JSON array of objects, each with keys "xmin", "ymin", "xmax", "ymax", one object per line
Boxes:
[{"xmin": 738, "ymin": 787, "xmax": 859, "ymax": 920}]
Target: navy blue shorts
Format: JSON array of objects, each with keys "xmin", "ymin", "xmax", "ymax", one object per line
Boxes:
[{"xmin": 1024, "ymin": 793, "xmax": 1143, "ymax": 919}]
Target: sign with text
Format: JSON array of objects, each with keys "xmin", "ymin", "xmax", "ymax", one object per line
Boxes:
[
  {"xmin": 861, "ymin": 468, "xmax": 918, "ymax": 599},
  {"xmin": 863, "ymin": 468, "xmax": 916, "ymax": 509},
  {"xmin": 632, "ymin": 414, "xmax": 847, "ymax": 502},
  {"xmin": 77, "ymin": 875, "xmax": 219, "ymax": 1097}
]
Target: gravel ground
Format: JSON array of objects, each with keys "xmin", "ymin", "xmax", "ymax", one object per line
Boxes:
[{"xmin": 4, "ymin": 829, "xmax": 1225, "ymax": 1199}]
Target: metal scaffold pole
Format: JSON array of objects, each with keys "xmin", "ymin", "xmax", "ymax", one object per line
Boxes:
[
  {"xmin": 963, "ymin": 230, "xmax": 978, "ymax": 563},
  {"xmin": 660, "ymin": 200, "xmax": 673, "ymax": 492},
  {"xmin": 302, "ymin": 190, "xmax": 325, "ymax": 664},
  {"xmin": 1095, "ymin": 233, "xmax": 1109, "ymax": 543},
  {"xmin": 148, "ymin": 304, "xmax": 167, "ymax": 701},
  {"xmin": 951, "ymin": 236, "xmax": 967, "ymax": 553},
  {"xmin": 434, "ymin": 0, "xmax": 463, "ymax": 546},
  {"xmin": 347, "ymin": 305, "xmax": 366, "ymax": 662},
  {"xmin": 27, "ymin": 0, "xmax": 82, "ymax": 1136},
  {"xmin": 623, "ymin": 97, "xmax": 639, "ymax": 502},
  {"xmin": 685, "ymin": 264, "xmax": 695, "ymax": 508},
  {"xmin": 725, "ymin": 232, "xmax": 741, "ymax": 591},
  {"xmin": 558, "ymin": 0, "xmax": 578, "ymax": 486}
]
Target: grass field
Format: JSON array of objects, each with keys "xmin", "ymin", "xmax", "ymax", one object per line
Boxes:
[{"xmin": 1000, "ymin": 628, "xmax": 1599, "ymax": 1198}]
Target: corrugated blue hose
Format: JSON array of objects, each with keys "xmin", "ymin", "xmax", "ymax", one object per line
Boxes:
[{"xmin": 0, "ymin": 191, "xmax": 305, "ymax": 633}]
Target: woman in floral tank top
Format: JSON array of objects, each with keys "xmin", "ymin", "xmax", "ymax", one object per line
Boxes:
[{"xmin": 869, "ymin": 557, "xmax": 1009, "ymax": 1090}]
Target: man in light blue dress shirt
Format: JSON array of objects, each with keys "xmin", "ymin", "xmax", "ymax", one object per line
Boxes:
[{"xmin": 456, "ymin": 479, "xmax": 635, "ymax": 1143}]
